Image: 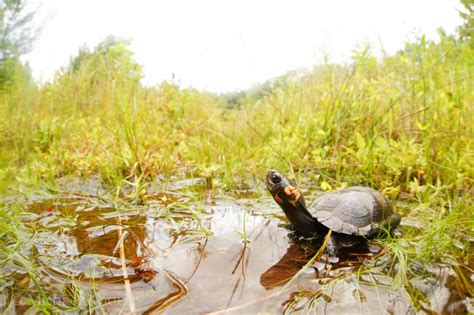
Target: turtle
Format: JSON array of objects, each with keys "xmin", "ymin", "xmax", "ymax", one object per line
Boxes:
[{"xmin": 265, "ymin": 170, "xmax": 401, "ymax": 256}]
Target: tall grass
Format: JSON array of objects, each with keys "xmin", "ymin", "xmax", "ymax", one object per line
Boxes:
[
  {"xmin": 0, "ymin": 30, "xmax": 472, "ymax": 313},
  {"xmin": 1, "ymin": 34, "xmax": 472, "ymax": 195}
]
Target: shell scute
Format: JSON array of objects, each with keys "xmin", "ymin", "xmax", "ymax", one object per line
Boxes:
[{"xmin": 309, "ymin": 187, "xmax": 394, "ymax": 236}]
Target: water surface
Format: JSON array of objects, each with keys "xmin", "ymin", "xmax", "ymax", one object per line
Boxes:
[{"xmin": 1, "ymin": 183, "xmax": 472, "ymax": 314}]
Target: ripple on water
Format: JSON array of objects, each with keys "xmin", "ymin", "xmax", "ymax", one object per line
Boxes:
[{"xmin": 2, "ymin": 193, "xmax": 471, "ymax": 314}]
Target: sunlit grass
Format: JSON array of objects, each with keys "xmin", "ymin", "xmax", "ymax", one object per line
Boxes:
[
  {"xmin": 2, "ymin": 34, "xmax": 471, "ymax": 194},
  {"xmin": 0, "ymin": 32, "xmax": 472, "ymax": 312}
]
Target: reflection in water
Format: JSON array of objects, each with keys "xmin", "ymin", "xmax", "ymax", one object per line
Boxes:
[
  {"xmin": 258, "ymin": 237, "xmax": 415, "ymax": 314},
  {"xmin": 260, "ymin": 236, "xmax": 384, "ymax": 290},
  {"xmin": 29, "ymin": 198, "xmax": 186, "ymax": 313},
  {"xmin": 4, "ymin": 195, "xmax": 470, "ymax": 314},
  {"xmin": 260, "ymin": 241, "xmax": 319, "ymax": 289}
]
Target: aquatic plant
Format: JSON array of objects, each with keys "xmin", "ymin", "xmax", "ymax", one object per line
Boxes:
[{"xmin": 0, "ymin": 27, "xmax": 472, "ymax": 313}]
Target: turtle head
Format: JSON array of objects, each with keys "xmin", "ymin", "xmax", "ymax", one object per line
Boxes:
[
  {"xmin": 266, "ymin": 170, "xmax": 316, "ymax": 235},
  {"xmin": 266, "ymin": 170, "xmax": 305, "ymax": 208}
]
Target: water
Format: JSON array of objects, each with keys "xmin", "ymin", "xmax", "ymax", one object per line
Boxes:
[{"xmin": 1, "ymin": 185, "xmax": 472, "ymax": 314}]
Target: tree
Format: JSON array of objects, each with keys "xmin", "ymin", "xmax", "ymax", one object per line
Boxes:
[
  {"xmin": 458, "ymin": 0, "xmax": 474, "ymax": 47},
  {"xmin": 0, "ymin": 0, "xmax": 37, "ymax": 57},
  {"xmin": 49, "ymin": 36, "xmax": 143, "ymax": 111},
  {"xmin": 66, "ymin": 36, "xmax": 142, "ymax": 82},
  {"xmin": 0, "ymin": 0, "xmax": 38, "ymax": 90}
]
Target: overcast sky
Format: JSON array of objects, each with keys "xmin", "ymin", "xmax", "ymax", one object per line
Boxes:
[{"xmin": 24, "ymin": 0, "xmax": 464, "ymax": 93}]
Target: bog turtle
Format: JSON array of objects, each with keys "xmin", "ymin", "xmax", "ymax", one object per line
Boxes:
[{"xmin": 266, "ymin": 170, "xmax": 401, "ymax": 255}]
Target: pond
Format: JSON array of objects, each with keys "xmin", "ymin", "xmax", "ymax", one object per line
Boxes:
[{"xmin": 1, "ymin": 178, "xmax": 472, "ymax": 314}]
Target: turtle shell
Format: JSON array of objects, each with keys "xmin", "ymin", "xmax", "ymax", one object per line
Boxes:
[{"xmin": 309, "ymin": 187, "xmax": 398, "ymax": 236}]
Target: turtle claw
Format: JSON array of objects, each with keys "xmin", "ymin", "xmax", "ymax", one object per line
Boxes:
[
  {"xmin": 391, "ymin": 227, "xmax": 403, "ymax": 238},
  {"xmin": 312, "ymin": 262, "xmax": 325, "ymax": 272},
  {"xmin": 321, "ymin": 253, "xmax": 339, "ymax": 264},
  {"xmin": 320, "ymin": 237, "xmax": 340, "ymax": 264}
]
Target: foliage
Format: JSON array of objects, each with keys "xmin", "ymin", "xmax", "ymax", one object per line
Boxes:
[
  {"xmin": 0, "ymin": 0, "xmax": 38, "ymax": 90},
  {"xmin": 0, "ymin": 0, "xmax": 37, "ymax": 57},
  {"xmin": 0, "ymin": 21, "xmax": 473, "ymax": 314},
  {"xmin": 0, "ymin": 55, "xmax": 33, "ymax": 91},
  {"xmin": 0, "ymin": 33, "xmax": 472, "ymax": 193},
  {"xmin": 458, "ymin": 0, "xmax": 474, "ymax": 47},
  {"xmin": 46, "ymin": 36, "xmax": 142, "ymax": 115}
]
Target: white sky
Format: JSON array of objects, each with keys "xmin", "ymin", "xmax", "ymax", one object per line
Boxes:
[{"xmin": 24, "ymin": 0, "xmax": 464, "ymax": 93}]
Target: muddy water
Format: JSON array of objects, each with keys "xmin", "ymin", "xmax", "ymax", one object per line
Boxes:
[{"xmin": 2, "ymin": 191, "xmax": 472, "ymax": 314}]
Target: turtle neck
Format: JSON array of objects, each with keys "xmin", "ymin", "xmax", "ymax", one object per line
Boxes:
[{"xmin": 280, "ymin": 198, "xmax": 329, "ymax": 237}]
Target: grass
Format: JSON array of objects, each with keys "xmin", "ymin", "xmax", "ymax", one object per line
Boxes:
[{"xmin": 0, "ymin": 31, "xmax": 472, "ymax": 313}]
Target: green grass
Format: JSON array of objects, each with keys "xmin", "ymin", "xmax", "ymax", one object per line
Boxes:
[
  {"xmin": 0, "ymin": 31, "xmax": 473, "ymax": 313},
  {"xmin": 1, "ymin": 35, "xmax": 471, "ymax": 194}
]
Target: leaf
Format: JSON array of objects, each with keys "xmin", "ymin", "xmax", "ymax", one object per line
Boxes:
[
  {"xmin": 355, "ymin": 132, "xmax": 366, "ymax": 150},
  {"xmin": 320, "ymin": 181, "xmax": 332, "ymax": 191},
  {"xmin": 375, "ymin": 136, "xmax": 387, "ymax": 149}
]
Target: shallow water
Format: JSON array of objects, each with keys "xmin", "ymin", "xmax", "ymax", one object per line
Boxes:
[{"xmin": 1, "ymin": 186, "xmax": 472, "ymax": 314}]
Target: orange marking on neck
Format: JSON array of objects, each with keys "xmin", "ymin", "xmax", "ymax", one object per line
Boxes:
[
  {"xmin": 283, "ymin": 185, "xmax": 301, "ymax": 206},
  {"xmin": 284, "ymin": 185, "xmax": 296, "ymax": 196},
  {"xmin": 289, "ymin": 190, "xmax": 300, "ymax": 206},
  {"xmin": 273, "ymin": 192, "xmax": 283, "ymax": 204}
]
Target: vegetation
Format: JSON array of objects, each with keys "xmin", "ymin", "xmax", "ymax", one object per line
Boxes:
[
  {"xmin": 0, "ymin": 3, "xmax": 473, "ymax": 313},
  {"xmin": 0, "ymin": 0, "xmax": 38, "ymax": 90},
  {"xmin": 458, "ymin": 0, "xmax": 474, "ymax": 47},
  {"xmin": 1, "ymin": 33, "xmax": 472, "ymax": 193}
]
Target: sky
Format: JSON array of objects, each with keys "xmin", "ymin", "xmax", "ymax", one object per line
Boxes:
[{"xmin": 24, "ymin": 0, "xmax": 464, "ymax": 93}]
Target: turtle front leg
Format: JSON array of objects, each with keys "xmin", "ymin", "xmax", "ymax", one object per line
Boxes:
[
  {"xmin": 323, "ymin": 235, "xmax": 340, "ymax": 264},
  {"xmin": 313, "ymin": 233, "xmax": 339, "ymax": 272},
  {"xmin": 387, "ymin": 213, "xmax": 402, "ymax": 237}
]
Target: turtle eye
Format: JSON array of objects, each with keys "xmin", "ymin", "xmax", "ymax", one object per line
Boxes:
[{"xmin": 271, "ymin": 173, "xmax": 281, "ymax": 184}]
